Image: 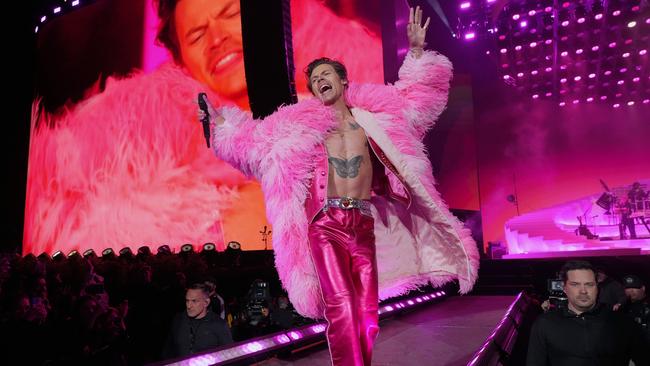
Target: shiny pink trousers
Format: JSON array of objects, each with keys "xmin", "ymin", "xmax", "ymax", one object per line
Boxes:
[{"xmin": 308, "ymin": 207, "xmax": 379, "ymax": 366}]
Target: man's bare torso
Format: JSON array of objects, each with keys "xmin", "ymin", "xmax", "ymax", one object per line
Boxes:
[{"xmin": 325, "ymin": 118, "xmax": 373, "ymax": 200}]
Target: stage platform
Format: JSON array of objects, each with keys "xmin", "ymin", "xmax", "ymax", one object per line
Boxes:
[{"xmin": 253, "ymin": 296, "xmax": 515, "ymax": 366}]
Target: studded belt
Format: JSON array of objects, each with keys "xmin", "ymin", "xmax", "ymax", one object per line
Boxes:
[{"xmin": 324, "ymin": 197, "xmax": 373, "ymax": 217}]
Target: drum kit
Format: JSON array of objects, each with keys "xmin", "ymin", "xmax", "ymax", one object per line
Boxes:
[{"xmin": 591, "ymin": 180, "xmax": 650, "ymax": 237}]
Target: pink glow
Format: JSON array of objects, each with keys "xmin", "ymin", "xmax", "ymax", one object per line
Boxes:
[
  {"xmin": 612, "ymin": 10, "xmax": 621, "ymax": 16},
  {"xmin": 586, "ymin": 97, "xmax": 593, "ymax": 102},
  {"xmin": 577, "ymin": 18, "xmax": 585, "ymax": 24},
  {"xmin": 513, "ymin": 14, "xmax": 520, "ymax": 20},
  {"xmin": 633, "ymin": 77, "xmax": 640, "ymax": 82},
  {"xmin": 627, "ymin": 21, "xmax": 637, "ymax": 28},
  {"xmin": 622, "ymin": 52, "xmax": 630, "ymax": 58},
  {"xmin": 595, "ymin": 14, "xmax": 603, "ymax": 20},
  {"xmin": 627, "ymin": 101, "xmax": 635, "ymax": 106},
  {"xmin": 620, "ymin": 67, "xmax": 627, "ymax": 73},
  {"xmin": 588, "ymin": 73, "xmax": 596, "ymax": 78},
  {"xmin": 574, "ymin": 76, "xmax": 581, "ymax": 81},
  {"xmin": 517, "ymin": 72, "xmax": 524, "ymax": 77},
  {"xmin": 532, "ymin": 94, "xmax": 539, "ymax": 99},
  {"xmin": 592, "ymin": 45, "xmax": 599, "ymax": 51},
  {"xmin": 562, "ymin": 2, "xmax": 570, "ymax": 8},
  {"xmin": 613, "ymin": 103, "xmax": 620, "ymax": 108},
  {"xmin": 72, "ymin": 0, "xmax": 80, "ymax": 6},
  {"xmin": 545, "ymin": 92, "xmax": 552, "ymax": 97},
  {"xmin": 545, "ymin": 39, "xmax": 552, "ymax": 45},
  {"xmin": 561, "ymin": 20, "xmax": 569, "ymax": 27},
  {"xmin": 561, "ymin": 51, "xmax": 568, "ymax": 56},
  {"xmin": 559, "ymin": 102, "xmax": 566, "ymax": 106},
  {"xmin": 640, "ymin": 50, "xmax": 647, "ymax": 55},
  {"xmin": 500, "ymin": 48, "xmax": 507, "ymax": 53},
  {"xmin": 560, "ymin": 78, "xmax": 567, "ymax": 83},
  {"xmin": 617, "ymin": 80, "xmax": 625, "ymax": 85},
  {"xmin": 600, "ymin": 95, "xmax": 607, "ymax": 100},
  {"xmin": 545, "ymin": 7, "xmax": 552, "ymax": 12},
  {"xmin": 576, "ymin": 49, "xmax": 583, "ymax": 54},
  {"xmin": 609, "ymin": 42, "xmax": 616, "ymax": 48},
  {"xmin": 528, "ymin": 10, "xmax": 536, "ymax": 16},
  {"xmin": 520, "ymin": 21, "xmax": 528, "ymax": 28},
  {"xmin": 529, "ymin": 42, "xmax": 537, "ymax": 48},
  {"xmin": 142, "ymin": 0, "xmax": 171, "ymax": 72},
  {"xmin": 515, "ymin": 45, "xmax": 522, "ymax": 51},
  {"xmin": 545, "ymin": 67, "xmax": 552, "ymax": 72},
  {"xmin": 53, "ymin": 7, "xmax": 61, "ymax": 14},
  {"xmin": 643, "ymin": 99, "xmax": 650, "ymax": 104},
  {"xmin": 531, "ymin": 70, "xmax": 538, "ymax": 75},
  {"xmin": 465, "ymin": 32, "xmax": 476, "ymax": 40},
  {"xmin": 604, "ymin": 70, "xmax": 612, "ymax": 75},
  {"xmin": 460, "ymin": 2, "xmax": 471, "ymax": 9},
  {"xmin": 572, "ymin": 99, "xmax": 579, "ymax": 104}
]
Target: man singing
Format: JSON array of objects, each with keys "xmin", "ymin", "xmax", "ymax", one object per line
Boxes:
[{"xmin": 199, "ymin": 6, "xmax": 479, "ymax": 365}]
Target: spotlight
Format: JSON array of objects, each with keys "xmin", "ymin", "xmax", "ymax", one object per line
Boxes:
[
  {"xmin": 464, "ymin": 32, "xmax": 475, "ymax": 40},
  {"xmin": 68, "ymin": 250, "xmax": 80, "ymax": 258},
  {"xmin": 627, "ymin": 101, "xmax": 635, "ymax": 106},
  {"xmin": 227, "ymin": 241, "xmax": 242, "ymax": 251},
  {"xmin": 52, "ymin": 250, "xmax": 64, "ymax": 261},
  {"xmin": 157, "ymin": 245, "xmax": 172, "ymax": 255},
  {"xmin": 37, "ymin": 252, "xmax": 51, "ymax": 261},
  {"xmin": 83, "ymin": 249, "xmax": 97, "ymax": 258},
  {"xmin": 180, "ymin": 244, "xmax": 194, "ymax": 253},
  {"xmin": 460, "ymin": 2, "xmax": 470, "ymax": 10},
  {"xmin": 137, "ymin": 246, "xmax": 152, "ymax": 257},
  {"xmin": 102, "ymin": 248, "xmax": 115, "ymax": 257},
  {"xmin": 203, "ymin": 243, "xmax": 216, "ymax": 252},
  {"xmin": 627, "ymin": 21, "xmax": 637, "ymax": 28},
  {"xmin": 613, "ymin": 103, "xmax": 620, "ymax": 108},
  {"xmin": 119, "ymin": 247, "xmax": 134, "ymax": 258}
]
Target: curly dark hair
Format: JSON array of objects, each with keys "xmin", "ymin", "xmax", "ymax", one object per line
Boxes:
[
  {"xmin": 155, "ymin": 0, "xmax": 183, "ymax": 64},
  {"xmin": 304, "ymin": 57, "xmax": 348, "ymax": 95}
]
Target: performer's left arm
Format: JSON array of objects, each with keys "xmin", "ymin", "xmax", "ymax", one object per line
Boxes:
[{"xmin": 394, "ymin": 6, "xmax": 453, "ymax": 139}]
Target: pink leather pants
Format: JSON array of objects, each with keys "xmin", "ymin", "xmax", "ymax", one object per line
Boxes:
[{"xmin": 308, "ymin": 207, "xmax": 379, "ymax": 366}]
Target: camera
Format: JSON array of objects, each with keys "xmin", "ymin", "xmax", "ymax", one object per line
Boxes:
[{"xmin": 547, "ymin": 278, "xmax": 567, "ymax": 309}]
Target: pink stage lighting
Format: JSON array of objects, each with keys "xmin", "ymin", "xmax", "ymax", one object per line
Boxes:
[
  {"xmin": 53, "ymin": 7, "xmax": 61, "ymax": 14},
  {"xmin": 572, "ymin": 99, "xmax": 579, "ymax": 104},
  {"xmin": 643, "ymin": 99, "xmax": 650, "ymax": 104},
  {"xmin": 620, "ymin": 67, "xmax": 627, "ymax": 73},
  {"xmin": 612, "ymin": 10, "xmax": 621, "ymax": 16},
  {"xmin": 560, "ymin": 78, "xmax": 567, "ymax": 83},
  {"xmin": 640, "ymin": 50, "xmax": 648, "ymax": 55},
  {"xmin": 545, "ymin": 67, "xmax": 553, "ymax": 72},
  {"xmin": 517, "ymin": 72, "xmax": 524, "ymax": 77},
  {"xmin": 545, "ymin": 39, "xmax": 553, "ymax": 45},
  {"xmin": 627, "ymin": 101, "xmax": 635, "ymax": 106},
  {"xmin": 500, "ymin": 48, "xmax": 507, "ymax": 53},
  {"xmin": 577, "ymin": 18, "xmax": 585, "ymax": 24},
  {"xmin": 592, "ymin": 45, "xmax": 599, "ymax": 51},
  {"xmin": 587, "ymin": 97, "xmax": 594, "ymax": 102},
  {"xmin": 515, "ymin": 45, "xmax": 522, "ymax": 51},
  {"xmin": 617, "ymin": 80, "xmax": 624, "ymax": 85},
  {"xmin": 561, "ymin": 20, "xmax": 569, "ymax": 27},
  {"xmin": 561, "ymin": 51, "xmax": 568, "ymax": 57},
  {"xmin": 532, "ymin": 94, "xmax": 539, "ymax": 99},
  {"xmin": 528, "ymin": 10, "xmax": 536, "ymax": 16},
  {"xmin": 520, "ymin": 21, "xmax": 528, "ymax": 28},
  {"xmin": 595, "ymin": 14, "xmax": 603, "ymax": 20},
  {"xmin": 465, "ymin": 32, "xmax": 476, "ymax": 40},
  {"xmin": 512, "ymin": 14, "xmax": 520, "ymax": 20},
  {"xmin": 609, "ymin": 42, "xmax": 617, "ymax": 48},
  {"xmin": 460, "ymin": 2, "xmax": 471, "ymax": 10},
  {"xmin": 613, "ymin": 103, "xmax": 620, "ymax": 108},
  {"xmin": 588, "ymin": 73, "xmax": 596, "ymax": 78},
  {"xmin": 574, "ymin": 76, "xmax": 581, "ymax": 81},
  {"xmin": 633, "ymin": 77, "xmax": 640, "ymax": 82},
  {"xmin": 622, "ymin": 52, "xmax": 630, "ymax": 58},
  {"xmin": 600, "ymin": 95, "xmax": 608, "ymax": 100},
  {"xmin": 576, "ymin": 49, "xmax": 583, "ymax": 54},
  {"xmin": 72, "ymin": 0, "xmax": 80, "ymax": 6},
  {"xmin": 604, "ymin": 70, "xmax": 612, "ymax": 75},
  {"xmin": 546, "ymin": 92, "xmax": 552, "ymax": 97},
  {"xmin": 531, "ymin": 70, "xmax": 538, "ymax": 75},
  {"xmin": 529, "ymin": 42, "xmax": 537, "ymax": 48},
  {"xmin": 559, "ymin": 102, "xmax": 566, "ymax": 107},
  {"xmin": 627, "ymin": 21, "xmax": 637, "ymax": 28}
]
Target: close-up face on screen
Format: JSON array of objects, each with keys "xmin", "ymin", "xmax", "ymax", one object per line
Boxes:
[{"xmin": 26, "ymin": 0, "xmax": 262, "ymax": 256}]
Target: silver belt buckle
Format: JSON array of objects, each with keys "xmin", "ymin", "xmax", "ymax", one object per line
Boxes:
[{"xmin": 340, "ymin": 197, "xmax": 353, "ymax": 209}]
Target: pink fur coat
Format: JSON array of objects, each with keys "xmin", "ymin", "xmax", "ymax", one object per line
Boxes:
[{"xmin": 211, "ymin": 50, "xmax": 480, "ymax": 319}]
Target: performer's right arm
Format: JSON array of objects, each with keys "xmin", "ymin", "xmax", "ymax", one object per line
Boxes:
[
  {"xmin": 200, "ymin": 102, "xmax": 268, "ymax": 180},
  {"xmin": 210, "ymin": 107, "xmax": 270, "ymax": 179}
]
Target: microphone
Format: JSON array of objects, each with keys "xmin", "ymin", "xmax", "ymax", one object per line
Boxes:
[{"xmin": 198, "ymin": 93, "xmax": 211, "ymax": 148}]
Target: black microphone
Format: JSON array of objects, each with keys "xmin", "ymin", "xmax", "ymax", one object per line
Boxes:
[{"xmin": 198, "ymin": 93, "xmax": 211, "ymax": 148}]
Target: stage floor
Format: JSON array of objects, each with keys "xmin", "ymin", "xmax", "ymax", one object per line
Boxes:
[{"xmin": 254, "ymin": 295, "xmax": 515, "ymax": 366}]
